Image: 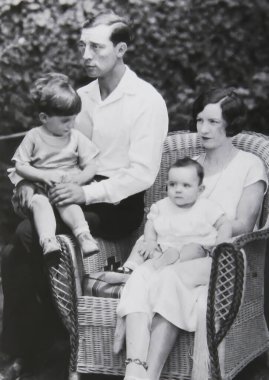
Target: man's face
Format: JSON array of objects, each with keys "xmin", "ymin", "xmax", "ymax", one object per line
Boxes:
[{"xmin": 78, "ymin": 24, "xmax": 119, "ymax": 79}]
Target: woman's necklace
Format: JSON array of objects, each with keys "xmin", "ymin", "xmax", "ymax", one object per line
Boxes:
[{"xmin": 201, "ymin": 146, "xmax": 238, "ymax": 199}]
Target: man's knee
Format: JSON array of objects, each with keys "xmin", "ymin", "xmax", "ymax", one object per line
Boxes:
[{"xmin": 14, "ymin": 219, "xmax": 36, "ymax": 253}]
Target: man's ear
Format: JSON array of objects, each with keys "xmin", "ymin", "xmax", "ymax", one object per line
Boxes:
[
  {"xmin": 199, "ymin": 184, "xmax": 205, "ymax": 194},
  {"xmin": 39, "ymin": 112, "xmax": 48, "ymax": 124},
  {"xmin": 116, "ymin": 42, "xmax": 127, "ymax": 58}
]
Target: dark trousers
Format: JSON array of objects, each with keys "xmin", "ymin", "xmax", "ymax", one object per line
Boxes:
[{"xmin": 1, "ymin": 189, "xmax": 145, "ymax": 359}]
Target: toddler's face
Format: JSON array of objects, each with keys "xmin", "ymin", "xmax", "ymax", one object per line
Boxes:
[
  {"xmin": 167, "ymin": 166, "xmax": 203, "ymax": 207},
  {"xmin": 42, "ymin": 114, "xmax": 77, "ymax": 137}
]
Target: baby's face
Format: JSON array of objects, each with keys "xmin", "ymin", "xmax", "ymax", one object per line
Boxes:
[{"xmin": 167, "ymin": 166, "xmax": 203, "ymax": 207}]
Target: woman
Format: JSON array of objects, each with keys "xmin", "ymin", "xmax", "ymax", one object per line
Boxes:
[{"xmin": 117, "ymin": 88, "xmax": 268, "ymax": 380}]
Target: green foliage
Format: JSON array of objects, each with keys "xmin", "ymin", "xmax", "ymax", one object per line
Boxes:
[{"xmin": 0, "ymin": 0, "xmax": 269, "ymax": 133}]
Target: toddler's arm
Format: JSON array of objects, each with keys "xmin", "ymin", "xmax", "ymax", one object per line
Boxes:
[
  {"xmin": 15, "ymin": 162, "xmax": 64, "ymax": 187},
  {"xmin": 71, "ymin": 160, "xmax": 97, "ymax": 186},
  {"xmin": 215, "ymin": 215, "xmax": 233, "ymax": 244}
]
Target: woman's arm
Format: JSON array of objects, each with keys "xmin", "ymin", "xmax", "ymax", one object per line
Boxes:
[
  {"xmin": 215, "ymin": 215, "xmax": 233, "ymax": 244},
  {"xmin": 232, "ymin": 181, "xmax": 265, "ymax": 236}
]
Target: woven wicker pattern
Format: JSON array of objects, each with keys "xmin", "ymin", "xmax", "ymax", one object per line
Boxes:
[
  {"xmin": 49, "ymin": 131, "xmax": 269, "ymax": 380},
  {"xmin": 48, "ymin": 235, "xmax": 82, "ymax": 371},
  {"xmin": 207, "ymin": 244, "xmax": 246, "ymax": 380}
]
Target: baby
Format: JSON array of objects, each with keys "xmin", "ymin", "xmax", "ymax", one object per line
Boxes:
[
  {"xmin": 117, "ymin": 156, "xmax": 232, "ymax": 274},
  {"xmin": 113, "ymin": 157, "xmax": 232, "ymax": 353},
  {"xmin": 9, "ymin": 73, "xmax": 100, "ymax": 266}
]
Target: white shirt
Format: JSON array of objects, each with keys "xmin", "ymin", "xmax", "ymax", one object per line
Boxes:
[{"xmin": 76, "ymin": 66, "xmax": 168, "ymax": 204}]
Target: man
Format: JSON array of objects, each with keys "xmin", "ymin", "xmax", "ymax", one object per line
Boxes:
[
  {"xmin": 49, "ymin": 11, "xmax": 168, "ymax": 236},
  {"xmin": 1, "ymin": 10, "xmax": 168, "ymax": 379}
]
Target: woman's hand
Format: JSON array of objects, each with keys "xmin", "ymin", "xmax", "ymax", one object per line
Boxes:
[
  {"xmin": 12, "ymin": 180, "xmax": 35, "ymax": 217},
  {"xmin": 48, "ymin": 183, "xmax": 86, "ymax": 206}
]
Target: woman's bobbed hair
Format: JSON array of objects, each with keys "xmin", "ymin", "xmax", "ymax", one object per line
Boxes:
[
  {"xmin": 30, "ymin": 73, "xmax": 81, "ymax": 117},
  {"xmin": 190, "ymin": 88, "xmax": 246, "ymax": 137}
]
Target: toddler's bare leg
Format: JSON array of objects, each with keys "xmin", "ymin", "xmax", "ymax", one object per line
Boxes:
[
  {"xmin": 30, "ymin": 194, "xmax": 56, "ymax": 238},
  {"xmin": 30, "ymin": 194, "xmax": 61, "ymax": 265},
  {"xmin": 57, "ymin": 204, "xmax": 99, "ymax": 257}
]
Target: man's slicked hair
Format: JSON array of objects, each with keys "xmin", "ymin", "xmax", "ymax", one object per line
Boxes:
[{"xmin": 82, "ymin": 10, "xmax": 132, "ymax": 45}]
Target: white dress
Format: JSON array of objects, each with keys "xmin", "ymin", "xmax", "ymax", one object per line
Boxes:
[
  {"xmin": 146, "ymin": 197, "xmax": 224, "ymax": 252},
  {"xmin": 117, "ymin": 150, "xmax": 268, "ymax": 331}
]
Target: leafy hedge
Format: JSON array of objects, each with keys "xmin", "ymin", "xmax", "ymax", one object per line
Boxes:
[
  {"xmin": 0, "ymin": 0, "xmax": 269, "ymax": 244},
  {"xmin": 1, "ymin": 0, "xmax": 269, "ymax": 134}
]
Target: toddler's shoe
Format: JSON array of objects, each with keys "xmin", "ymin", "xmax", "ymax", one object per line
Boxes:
[
  {"xmin": 41, "ymin": 237, "xmax": 61, "ymax": 268},
  {"xmin": 77, "ymin": 232, "xmax": 99, "ymax": 258}
]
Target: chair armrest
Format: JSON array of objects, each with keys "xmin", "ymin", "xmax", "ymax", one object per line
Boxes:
[
  {"xmin": 48, "ymin": 235, "xmax": 82, "ymax": 332},
  {"xmin": 231, "ymin": 216, "xmax": 269, "ymax": 249},
  {"xmin": 207, "ymin": 229, "xmax": 269, "ymax": 378},
  {"xmin": 207, "ymin": 243, "xmax": 246, "ymax": 379},
  {"xmin": 47, "ymin": 234, "xmax": 83, "ymax": 372}
]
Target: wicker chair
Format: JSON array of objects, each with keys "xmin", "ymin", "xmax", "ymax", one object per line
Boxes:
[{"xmin": 48, "ymin": 131, "xmax": 269, "ymax": 380}]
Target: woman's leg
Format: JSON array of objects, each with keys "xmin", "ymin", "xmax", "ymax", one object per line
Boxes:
[
  {"xmin": 147, "ymin": 314, "xmax": 179, "ymax": 380},
  {"xmin": 125, "ymin": 312, "xmax": 151, "ymax": 379}
]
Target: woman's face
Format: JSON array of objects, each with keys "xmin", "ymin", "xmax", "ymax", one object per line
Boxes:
[{"xmin": 196, "ymin": 102, "xmax": 228, "ymax": 149}]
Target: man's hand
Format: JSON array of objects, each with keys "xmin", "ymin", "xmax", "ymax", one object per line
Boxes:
[
  {"xmin": 12, "ymin": 180, "xmax": 35, "ymax": 217},
  {"xmin": 48, "ymin": 183, "xmax": 86, "ymax": 206}
]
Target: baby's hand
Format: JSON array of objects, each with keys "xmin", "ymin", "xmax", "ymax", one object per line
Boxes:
[
  {"xmin": 153, "ymin": 248, "xmax": 180, "ymax": 270},
  {"xmin": 138, "ymin": 240, "xmax": 159, "ymax": 260}
]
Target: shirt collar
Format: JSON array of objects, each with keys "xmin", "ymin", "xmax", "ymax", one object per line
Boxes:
[{"xmin": 86, "ymin": 65, "xmax": 138, "ymax": 104}]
